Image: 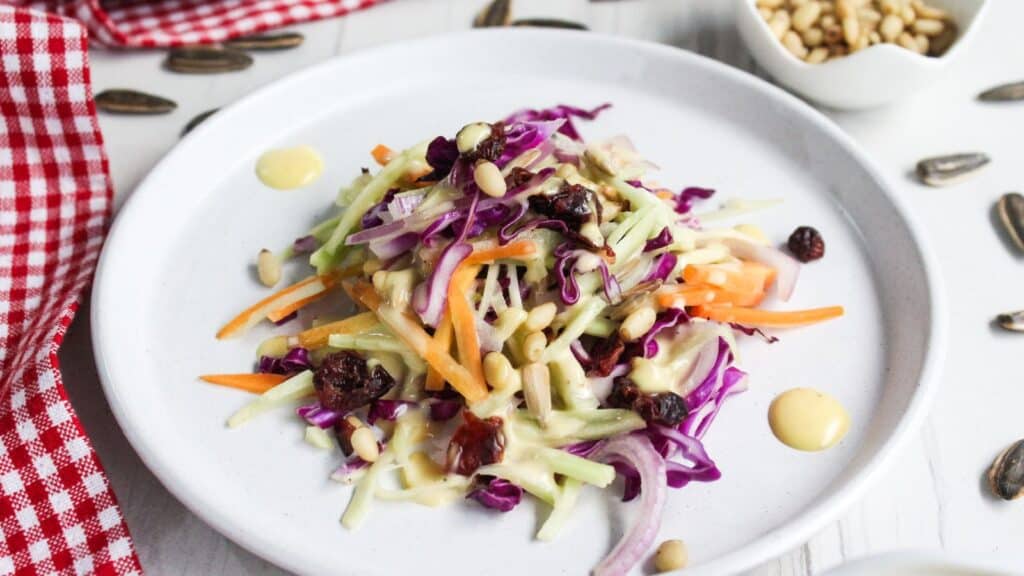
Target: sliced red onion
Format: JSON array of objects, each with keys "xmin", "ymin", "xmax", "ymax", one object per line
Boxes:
[
  {"xmin": 330, "ymin": 456, "xmax": 371, "ymax": 484},
  {"xmin": 720, "ymin": 237, "xmax": 800, "ymax": 302},
  {"xmin": 297, "ymin": 402, "xmax": 345, "ymax": 429},
  {"xmin": 591, "ymin": 435, "xmax": 667, "ymax": 576},
  {"xmin": 420, "ymin": 211, "xmax": 462, "ymax": 247},
  {"xmin": 362, "ymin": 189, "xmax": 398, "ymax": 229},
  {"xmin": 388, "ymin": 192, "xmax": 425, "ymax": 220},
  {"xmin": 346, "ymin": 218, "xmax": 408, "ymax": 245}
]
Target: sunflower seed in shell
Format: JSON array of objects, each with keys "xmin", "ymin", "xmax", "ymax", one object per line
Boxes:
[
  {"xmin": 996, "ymin": 311, "xmax": 1024, "ymax": 332},
  {"xmin": 989, "ymin": 439, "xmax": 1024, "ymax": 500},
  {"xmin": 915, "ymin": 153, "xmax": 989, "ymax": 186},
  {"xmin": 165, "ymin": 47, "xmax": 253, "ymax": 74},
  {"xmin": 512, "ymin": 18, "xmax": 588, "ymax": 30},
  {"xmin": 979, "ymin": 81, "xmax": 1024, "ymax": 102},
  {"xmin": 181, "ymin": 108, "xmax": 218, "ymax": 137},
  {"xmin": 997, "ymin": 192, "xmax": 1024, "ymax": 252},
  {"xmin": 94, "ymin": 89, "xmax": 176, "ymax": 114},
  {"xmin": 474, "ymin": 0, "xmax": 511, "ymax": 28},
  {"xmin": 224, "ymin": 32, "xmax": 304, "ymax": 51}
]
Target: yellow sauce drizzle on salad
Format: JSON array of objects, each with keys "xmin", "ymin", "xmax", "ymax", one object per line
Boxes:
[
  {"xmin": 256, "ymin": 145, "xmax": 323, "ymax": 190},
  {"xmin": 768, "ymin": 387, "xmax": 849, "ymax": 452}
]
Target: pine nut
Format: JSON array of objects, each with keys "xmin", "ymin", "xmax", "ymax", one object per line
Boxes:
[
  {"xmin": 456, "ymin": 122, "xmax": 491, "ymax": 154},
  {"xmin": 852, "ymin": 31, "xmax": 870, "ymax": 51},
  {"xmin": 525, "ymin": 302, "xmax": 557, "ymax": 332},
  {"xmin": 768, "ymin": 11, "xmax": 791, "ymax": 39},
  {"xmin": 914, "ymin": 32, "xmax": 930, "ymax": 53},
  {"xmin": 802, "ymin": 27, "xmax": 824, "ymax": 47},
  {"xmin": 792, "ymin": 2, "xmax": 821, "ymax": 31},
  {"xmin": 868, "ymin": 30, "xmax": 881, "ymax": 44},
  {"xmin": 819, "ymin": 2, "xmax": 833, "ymax": 14},
  {"xmin": 759, "ymin": 7, "xmax": 774, "ymax": 20},
  {"xmin": 841, "ymin": 16, "xmax": 860, "ymax": 45},
  {"xmin": 781, "ymin": 30, "xmax": 808, "ymax": 58},
  {"xmin": 474, "ymin": 161, "xmax": 507, "ymax": 198},
  {"xmin": 484, "ymin": 352, "xmax": 517, "ymax": 390},
  {"xmin": 820, "ymin": 14, "xmax": 836, "ymax": 27},
  {"xmin": 879, "ymin": 0, "xmax": 900, "ymax": 15},
  {"xmin": 806, "ymin": 46, "xmax": 830, "ymax": 63},
  {"xmin": 912, "ymin": 18, "xmax": 943, "ymax": 36},
  {"xmin": 351, "ymin": 427, "xmax": 379, "ymax": 462},
  {"xmin": 654, "ymin": 540, "xmax": 689, "ymax": 573},
  {"xmin": 257, "ymin": 249, "xmax": 281, "ymax": 287},
  {"xmin": 521, "ymin": 363, "xmax": 552, "ymax": 424},
  {"xmin": 897, "ymin": 31, "xmax": 917, "ymax": 50},
  {"xmin": 790, "ymin": 0, "xmax": 808, "ymax": 7},
  {"xmin": 911, "ymin": 0, "xmax": 947, "ymax": 20},
  {"xmin": 620, "ymin": 307, "xmax": 657, "ymax": 342},
  {"xmin": 900, "ymin": 4, "xmax": 916, "ymax": 24},
  {"xmin": 858, "ymin": 7, "xmax": 881, "ymax": 26},
  {"xmin": 879, "ymin": 14, "xmax": 904, "ymax": 41},
  {"xmin": 256, "ymin": 335, "xmax": 290, "ymax": 358},
  {"xmin": 523, "ymin": 331, "xmax": 547, "ymax": 362},
  {"xmin": 836, "ymin": 0, "xmax": 854, "ymax": 19},
  {"xmin": 757, "ymin": 0, "xmax": 784, "ymax": 7}
]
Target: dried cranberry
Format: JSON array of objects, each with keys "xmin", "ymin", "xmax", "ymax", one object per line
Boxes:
[
  {"xmin": 505, "ymin": 167, "xmax": 535, "ymax": 189},
  {"xmin": 606, "ymin": 377, "xmax": 688, "ymax": 427},
  {"xmin": 463, "ymin": 123, "xmax": 506, "ymax": 163},
  {"xmin": 313, "ymin": 351, "xmax": 395, "ymax": 413},
  {"xmin": 447, "ymin": 412, "xmax": 505, "ymax": 476},
  {"xmin": 787, "ymin": 226, "xmax": 825, "ymax": 262},
  {"xmin": 528, "ymin": 182, "xmax": 593, "ymax": 227},
  {"xmin": 587, "ymin": 335, "xmax": 625, "ymax": 377}
]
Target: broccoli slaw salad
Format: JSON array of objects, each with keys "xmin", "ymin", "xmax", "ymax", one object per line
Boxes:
[{"xmin": 202, "ymin": 104, "xmax": 844, "ymax": 575}]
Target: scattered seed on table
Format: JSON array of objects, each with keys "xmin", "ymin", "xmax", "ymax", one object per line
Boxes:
[
  {"xmin": 224, "ymin": 32, "xmax": 304, "ymax": 51},
  {"xmin": 95, "ymin": 89, "xmax": 176, "ymax": 114},
  {"xmin": 474, "ymin": 0, "xmax": 511, "ymax": 28},
  {"xmin": 181, "ymin": 108, "xmax": 218, "ymax": 137},
  {"xmin": 511, "ymin": 18, "xmax": 588, "ymax": 30},
  {"xmin": 165, "ymin": 46, "xmax": 253, "ymax": 74},
  {"xmin": 979, "ymin": 81, "xmax": 1024, "ymax": 102}
]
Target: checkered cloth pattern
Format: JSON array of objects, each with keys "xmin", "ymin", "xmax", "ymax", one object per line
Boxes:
[
  {"xmin": 1, "ymin": 2, "xmax": 381, "ymax": 574},
  {"xmin": 15, "ymin": 0, "xmax": 380, "ymax": 48}
]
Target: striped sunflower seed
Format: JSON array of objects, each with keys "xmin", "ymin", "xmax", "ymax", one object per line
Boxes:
[
  {"xmin": 474, "ymin": 0, "xmax": 511, "ymax": 28},
  {"xmin": 224, "ymin": 32, "xmax": 304, "ymax": 51},
  {"xmin": 94, "ymin": 89, "xmax": 176, "ymax": 114},
  {"xmin": 165, "ymin": 47, "xmax": 253, "ymax": 74}
]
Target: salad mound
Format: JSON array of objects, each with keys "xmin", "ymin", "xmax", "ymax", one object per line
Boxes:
[{"xmin": 203, "ymin": 104, "xmax": 843, "ymax": 575}]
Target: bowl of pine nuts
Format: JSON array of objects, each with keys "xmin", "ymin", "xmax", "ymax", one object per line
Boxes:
[{"xmin": 736, "ymin": 0, "xmax": 988, "ymax": 109}]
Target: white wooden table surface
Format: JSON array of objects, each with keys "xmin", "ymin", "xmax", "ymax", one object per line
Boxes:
[{"xmin": 58, "ymin": 0, "xmax": 1024, "ymax": 573}]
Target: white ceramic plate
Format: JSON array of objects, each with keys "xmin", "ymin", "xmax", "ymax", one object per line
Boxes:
[{"xmin": 92, "ymin": 30, "xmax": 945, "ymax": 575}]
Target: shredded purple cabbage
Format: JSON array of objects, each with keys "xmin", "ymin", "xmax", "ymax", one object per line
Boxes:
[
  {"xmin": 257, "ymin": 347, "xmax": 311, "ymax": 375},
  {"xmin": 292, "ymin": 235, "xmax": 319, "ymax": 254},
  {"xmin": 643, "ymin": 227, "xmax": 672, "ymax": 252},
  {"xmin": 729, "ymin": 323, "xmax": 780, "ymax": 344},
  {"xmin": 682, "ymin": 366, "xmax": 748, "ymax": 439},
  {"xmin": 634, "ymin": 308, "xmax": 689, "ymax": 359},
  {"xmin": 675, "ymin": 186, "xmax": 715, "ymax": 215},
  {"xmin": 369, "ymin": 232, "xmax": 418, "ymax": 260},
  {"xmin": 641, "ymin": 252, "xmax": 678, "ymax": 284},
  {"xmin": 366, "ymin": 399, "xmax": 414, "ymax": 424},
  {"xmin": 362, "ymin": 189, "xmax": 398, "ymax": 229},
  {"xmin": 496, "ymin": 120, "xmax": 565, "ymax": 167},
  {"xmin": 504, "ymin": 103, "xmax": 611, "ymax": 141},
  {"xmin": 467, "ymin": 477, "xmax": 523, "ymax": 512},
  {"xmin": 563, "ymin": 440, "xmax": 601, "ymax": 457},
  {"xmin": 683, "ymin": 338, "xmax": 732, "ymax": 414},
  {"xmin": 297, "ymin": 402, "xmax": 345, "ymax": 429}
]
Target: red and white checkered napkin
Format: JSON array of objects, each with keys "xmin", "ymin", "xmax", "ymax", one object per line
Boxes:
[{"xmin": 1, "ymin": 2, "xmax": 380, "ymax": 574}]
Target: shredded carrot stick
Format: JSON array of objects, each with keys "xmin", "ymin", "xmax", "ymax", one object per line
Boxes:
[
  {"xmin": 267, "ymin": 290, "xmax": 331, "ymax": 323},
  {"xmin": 657, "ymin": 286, "xmax": 717, "ymax": 308},
  {"xmin": 297, "ymin": 311, "xmax": 380, "ymax": 349},
  {"xmin": 425, "ymin": 311, "xmax": 453, "ymax": 391},
  {"xmin": 371, "ymin": 144, "xmax": 394, "ymax": 166},
  {"xmin": 344, "ymin": 279, "xmax": 382, "ymax": 310},
  {"xmin": 463, "ymin": 239, "xmax": 537, "ymax": 266},
  {"xmin": 683, "ymin": 264, "xmax": 765, "ymax": 295},
  {"xmin": 374, "ymin": 305, "xmax": 487, "ymax": 403},
  {"xmin": 448, "ymin": 265, "xmax": 485, "ymax": 388},
  {"xmin": 217, "ymin": 275, "xmax": 331, "ymax": 339},
  {"xmin": 692, "ymin": 305, "xmax": 845, "ymax": 327},
  {"xmin": 200, "ymin": 373, "xmax": 289, "ymax": 394}
]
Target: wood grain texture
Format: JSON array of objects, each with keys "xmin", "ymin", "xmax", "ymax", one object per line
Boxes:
[{"xmin": 63, "ymin": 0, "xmax": 1024, "ymax": 573}]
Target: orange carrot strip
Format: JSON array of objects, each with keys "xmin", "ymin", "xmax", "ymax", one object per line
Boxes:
[
  {"xmin": 425, "ymin": 311, "xmax": 453, "ymax": 391},
  {"xmin": 683, "ymin": 264, "xmax": 764, "ymax": 295},
  {"xmin": 297, "ymin": 311, "xmax": 380, "ymax": 349},
  {"xmin": 657, "ymin": 286, "xmax": 717, "ymax": 308},
  {"xmin": 692, "ymin": 305, "xmax": 845, "ymax": 327},
  {"xmin": 655, "ymin": 189, "xmax": 674, "ymax": 200},
  {"xmin": 463, "ymin": 240, "xmax": 537, "ymax": 266},
  {"xmin": 371, "ymin": 144, "xmax": 394, "ymax": 165},
  {"xmin": 344, "ymin": 279, "xmax": 382, "ymax": 310},
  {"xmin": 217, "ymin": 275, "xmax": 328, "ymax": 339},
  {"xmin": 742, "ymin": 261, "xmax": 777, "ymax": 291},
  {"xmin": 200, "ymin": 373, "xmax": 289, "ymax": 394},
  {"xmin": 448, "ymin": 265, "xmax": 485, "ymax": 388},
  {"xmin": 375, "ymin": 304, "xmax": 487, "ymax": 404},
  {"xmin": 710, "ymin": 288, "xmax": 765, "ymax": 307},
  {"xmin": 267, "ymin": 288, "xmax": 332, "ymax": 323}
]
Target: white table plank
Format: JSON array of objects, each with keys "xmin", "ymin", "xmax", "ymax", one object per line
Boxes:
[{"xmin": 60, "ymin": 0, "xmax": 1024, "ymax": 573}]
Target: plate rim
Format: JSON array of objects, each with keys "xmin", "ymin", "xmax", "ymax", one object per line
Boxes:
[{"xmin": 91, "ymin": 28, "xmax": 948, "ymax": 576}]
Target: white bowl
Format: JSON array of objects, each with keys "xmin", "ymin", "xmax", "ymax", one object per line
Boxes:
[{"xmin": 736, "ymin": 0, "xmax": 989, "ymax": 109}]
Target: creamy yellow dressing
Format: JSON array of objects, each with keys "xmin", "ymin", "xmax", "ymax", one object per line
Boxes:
[
  {"xmin": 255, "ymin": 145, "xmax": 323, "ymax": 190},
  {"xmin": 768, "ymin": 387, "xmax": 850, "ymax": 452}
]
